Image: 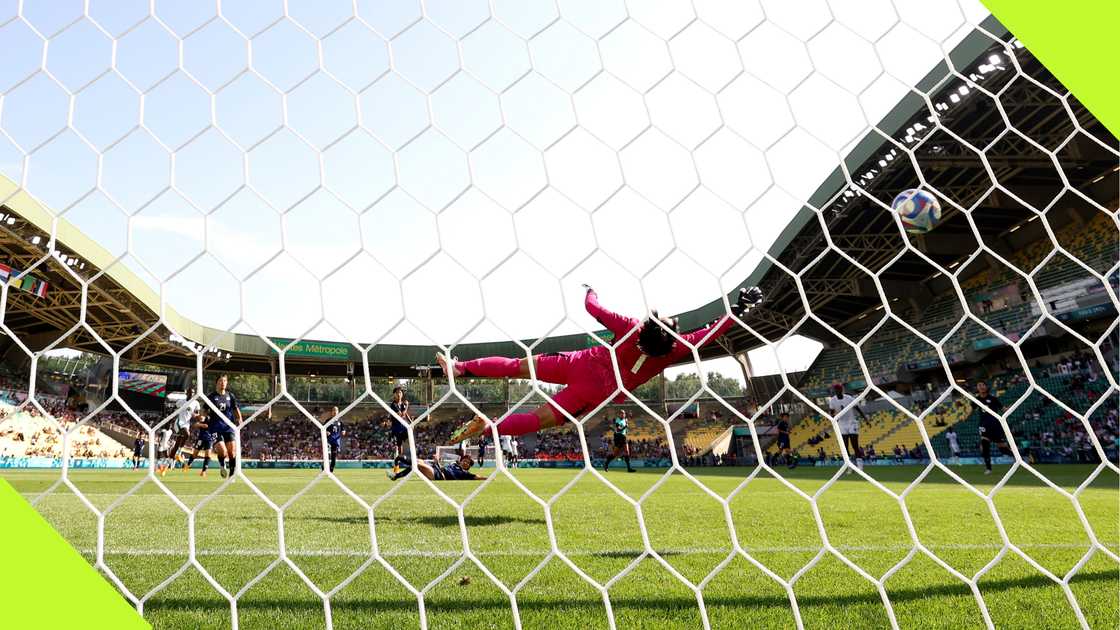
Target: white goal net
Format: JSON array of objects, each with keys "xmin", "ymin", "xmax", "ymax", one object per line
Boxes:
[{"xmin": 0, "ymin": 1, "xmax": 1116, "ymax": 629}]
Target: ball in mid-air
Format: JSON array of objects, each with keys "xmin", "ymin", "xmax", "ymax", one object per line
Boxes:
[{"xmin": 892, "ymin": 189, "xmax": 942, "ymax": 234}]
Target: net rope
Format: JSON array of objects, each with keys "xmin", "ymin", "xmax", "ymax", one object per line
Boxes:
[{"xmin": 0, "ymin": 1, "xmax": 1116, "ymax": 629}]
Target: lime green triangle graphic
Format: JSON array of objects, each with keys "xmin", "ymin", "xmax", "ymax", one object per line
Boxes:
[
  {"xmin": 0, "ymin": 479, "xmax": 149, "ymax": 629},
  {"xmin": 983, "ymin": 0, "xmax": 1120, "ymax": 135}
]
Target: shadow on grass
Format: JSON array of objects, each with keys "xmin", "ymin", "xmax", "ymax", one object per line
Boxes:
[
  {"xmin": 297, "ymin": 514, "xmax": 547, "ymax": 528},
  {"xmin": 144, "ymin": 569, "xmax": 1117, "ymax": 614},
  {"xmin": 685, "ymin": 464, "xmax": 1115, "ymax": 488}
]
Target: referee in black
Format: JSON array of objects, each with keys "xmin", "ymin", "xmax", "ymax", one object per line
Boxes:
[{"xmin": 975, "ymin": 380, "xmax": 1012, "ymax": 475}]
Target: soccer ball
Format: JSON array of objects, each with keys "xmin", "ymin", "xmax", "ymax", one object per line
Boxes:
[{"xmin": 892, "ymin": 189, "xmax": 942, "ymax": 234}]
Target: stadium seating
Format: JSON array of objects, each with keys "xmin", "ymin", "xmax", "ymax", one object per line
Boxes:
[
  {"xmin": 0, "ymin": 404, "xmax": 131, "ymax": 460},
  {"xmin": 872, "ymin": 399, "xmax": 971, "ymax": 457},
  {"xmin": 784, "ymin": 396, "xmax": 979, "ymax": 461},
  {"xmin": 669, "ymin": 411, "xmax": 735, "ymax": 453},
  {"xmin": 793, "ymin": 212, "xmax": 1116, "ymax": 431},
  {"xmin": 683, "ymin": 426, "xmax": 727, "ymax": 453},
  {"xmin": 798, "ymin": 347, "xmax": 864, "ymax": 396},
  {"xmin": 929, "ymin": 366, "xmax": 1114, "ymax": 458},
  {"xmin": 791, "ymin": 408, "xmax": 898, "ymax": 458},
  {"xmin": 787, "ymin": 415, "xmax": 828, "ymax": 452}
]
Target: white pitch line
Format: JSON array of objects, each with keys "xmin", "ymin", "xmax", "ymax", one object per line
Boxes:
[{"xmin": 76, "ymin": 543, "xmax": 1115, "ymax": 558}]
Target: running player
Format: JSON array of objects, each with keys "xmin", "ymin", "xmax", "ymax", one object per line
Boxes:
[
  {"xmin": 775, "ymin": 412, "xmax": 795, "ymax": 469},
  {"xmin": 185, "ymin": 419, "xmax": 215, "ymax": 476},
  {"xmin": 387, "ymin": 386, "xmax": 411, "ymax": 474},
  {"xmin": 205, "ymin": 374, "xmax": 242, "ymax": 479},
  {"xmin": 131, "ymin": 436, "xmax": 145, "ymax": 470},
  {"xmin": 386, "ymin": 454, "xmax": 486, "ymax": 482},
  {"xmin": 169, "ymin": 388, "xmax": 203, "ymax": 469},
  {"xmin": 155, "ymin": 426, "xmax": 173, "ymax": 476},
  {"xmin": 829, "ymin": 384, "xmax": 868, "ymax": 474},
  {"xmin": 975, "ymin": 380, "xmax": 1011, "ymax": 475},
  {"xmin": 443, "ymin": 285, "xmax": 763, "ymax": 443},
  {"xmin": 945, "ymin": 426, "xmax": 961, "ymax": 465},
  {"xmin": 500, "ymin": 434, "xmax": 515, "ymax": 466},
  {"xmin": 603, "ymin": 410, "xmax": 635, "ymax": 472}
]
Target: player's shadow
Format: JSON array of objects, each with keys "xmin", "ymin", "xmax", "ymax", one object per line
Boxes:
[
  {"xmin": 145, "ymin": 568, "xmax": 1115, "ymax": 613},
  {"xmin": 300, "ymin": 514, "xmax": 546, "ymax": 528}
]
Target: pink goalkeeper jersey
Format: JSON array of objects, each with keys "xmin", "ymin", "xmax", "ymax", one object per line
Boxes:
[{"xmin": 542, "ymin": 291, "xmax": 735, "ymax": 414}]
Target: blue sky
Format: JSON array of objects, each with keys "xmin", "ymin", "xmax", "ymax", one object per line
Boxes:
[{"xmin": 0, "ymin": 0, "xmax": 990, "ymax": 381}]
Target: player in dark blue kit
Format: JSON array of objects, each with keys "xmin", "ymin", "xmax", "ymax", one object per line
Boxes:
[
  {"xmin": 322, "ymin": 406, "xmax": 343, "ymax": 473},
  {"xmin": 775, "ymin": 412, "xmax": 796, "ymax": 469},
  {"xmin": 204, "ymin": 374, "xmax": 242, "ymax": 478},
  {"xmin": 185, "ymin": 426, "xmax": 215, "ymax": 476},
  {"xmin": 477, "ymin": 432, "xmax": 490, "ymax": 467},
  {"xmin": 387, "ymin": 454, "xmax": 486, "ymax": 481},
  {"xmin": 132, "ymin": 436, "xmax": 146, "ymax": 470},
  {"xmin": 975, "ymin": 380, "xmax": 1012, "ymax": 475},
  {"xmin": 388, "ymin": 386, "xmax": 411, "ymax": 474}
]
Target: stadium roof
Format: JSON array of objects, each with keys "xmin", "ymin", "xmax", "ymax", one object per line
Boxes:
[
  {"xmin": 718, "ymin": 16, "xmax": 1118, "ymax": 350},
  {"xmin": 0, "ymin": 16, "xmax": 1114, "ymax": 378}
]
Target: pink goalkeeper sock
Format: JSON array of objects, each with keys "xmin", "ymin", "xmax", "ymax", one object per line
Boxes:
[
  {"xmin": 496, "ymin": 412, "xmax": 541, "ymax": 436},
  {"xmin": 458, "ymin": 356, "xmax": 520, "ymax": 378}
]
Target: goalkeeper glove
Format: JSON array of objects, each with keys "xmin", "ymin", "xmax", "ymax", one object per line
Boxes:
[{"xmin": 735, "ymin": 286, "xmax": 764, "ymax": 316}]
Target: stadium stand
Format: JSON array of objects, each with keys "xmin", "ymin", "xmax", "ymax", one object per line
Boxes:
[
  {"xmin": 682, "ymin": 426, "xmax": 728, "ymax": 454},
  {"xmin": 0, "ymin": 399, "xmax": 131, "ymax": 460},
  {"xmin": 782, "ymin": 207, "xmax": 1118, "ymax": 467},
  {"xmin": 874, "ymin": 399, "xmax": 972, "ymax": 457},
  {"xmin": 0, "ymin": 206, "xmax": 1111, "ymax": 469},
  {"xmin": 795, "ymin": 207, "xmax": 1116, "ymax": 399},
  {"xmin": 930, "ymin": 363, "xmax": 1116, "ymax": 462}
]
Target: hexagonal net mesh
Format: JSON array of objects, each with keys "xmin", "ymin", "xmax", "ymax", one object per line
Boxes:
[{"xmin": 0, "ymin": 1, "xmax": 1116, "ymax": 629}]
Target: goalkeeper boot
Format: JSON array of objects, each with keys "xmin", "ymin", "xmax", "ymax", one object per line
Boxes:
[{"xmin": 449, "ymin": 416, "xmax": 486, "ymax": 444}]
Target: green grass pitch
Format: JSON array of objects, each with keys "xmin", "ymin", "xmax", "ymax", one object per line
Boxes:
[{"xmin": 4, "ymin": 464, "xmax": 1117, "ymax": 629}]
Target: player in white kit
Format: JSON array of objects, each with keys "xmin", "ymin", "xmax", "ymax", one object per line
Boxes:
[
  {"xmin": 156, "ymin": 427, "xmax": 174, "ymax": 477},
  {"xmin": 500, "ymin": 434, "xmax": 515, "ymax": 466},
  {"xmin": 171, "ymin": 388, "xmax": 203, "ymax": 469},
  {"xmin": 945, "ymin": 427, "xmax": 960, "ymax": 465},
  {"xmin": 829, "ymin": 384, "xmax": 868, "ymax": 474}
]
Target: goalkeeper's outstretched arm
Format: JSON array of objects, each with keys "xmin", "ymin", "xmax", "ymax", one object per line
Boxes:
[{"xmin": 676, "ymin": 287, "xmax": 764, "ymax": 349}]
